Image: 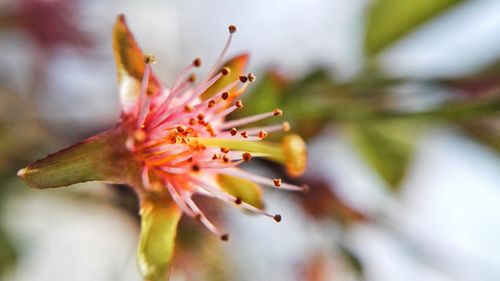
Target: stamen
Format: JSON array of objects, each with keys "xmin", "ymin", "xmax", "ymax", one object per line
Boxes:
[
  {"xmin": 186, "ymin": 175, "xmax": 279, "ymax": 221},
  {"xmin": 207, "ymin": 25, "xmax": 237, "ymax": 79},
  {"xmin": 136, "ymin": 64, "xmax": 152, "ymax": 127},
  {"xmin": 141, "ymin": 166, "xmax": 151, "ymax": 190},
  {"xmin": 221, "ymin": 67, "xmax": 231, "ymax": 76},
  {"xmin": 245, "ymin": 122, "xmax": 290, "ymax": 135},
  {"xmin": 242, "ymin": 152, "xmax": 252, "ymax": 162},
  {"xmin": 171, "ymin": 59, "xmax": 198, "ymax": 91},
  {"xmin": 165, "ymin": 182, "xmax": 197, "ymax": 217},
  {"xmin": 258, "ymin": 131, "xmax": 268, "ymax": 139},
  {"xmin": 181, "ymin": 191, "xmax": 228, "ymax": 239},
  {"xmin": 193, "ymin": 57, "xmax": 202, "ymax": 67},
  {"xmin": 220, "ymin": 109, "xmax": 282, "ymax": 130},
  {"xmin": 239, "ymin": 76, "xmax": 248, "ymax": 83},
  {"xmin": 221, "ymin": 168, "xmax": 307, "ymax": 192},
  {"xmin": 230, "ymin": 128, "xmax": 238, "ymax": 136},
  {"xmin": 273, "ymin": 178, "xmax": 282, "ymax": 187},
  {"xmin": 247, "ymin": 73, "xmax": 256, "ymax": 82},
  {"xmin": 228, "ymin": 24, "xmax": 237, "ymax": 34}
]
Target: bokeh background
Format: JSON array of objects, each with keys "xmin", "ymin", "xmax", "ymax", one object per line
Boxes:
[{"xmin": 1, "ymin": 0, "xmax": 500, "ymax": 280}]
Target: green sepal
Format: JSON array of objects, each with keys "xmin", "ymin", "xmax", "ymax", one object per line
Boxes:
[
  {"xmin": 200, "ymin": 54, "xmax": 249, "ymax": 101},
  {"xmin": 216, "ymin": 174, "xmax": 264, "ymax": 209},
  {"xmin": 138, "ymin": 195, "xmax": 182, "ymax": 281},
  {"xmin": 17, "ymin": 126, "xmax": 140, "ymax": 189}
]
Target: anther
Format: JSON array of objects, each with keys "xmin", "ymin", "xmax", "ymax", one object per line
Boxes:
[
  {"xmin": 208, "ymin": 100, "xmax": 216, "ymax": 108},
  {"xmin": 228, "ymin": 25, "xmax": 237, "ymax": 34},
  {"xmin": 133, "ymin": 129, "xmax": 146, "ymax": 143},
  {"xmin": 191, "ymin": 164, "xmax": 200, "ymax": 172},
  {"xmin": 220, "ymin": 147, "xmax": 230, "ymax": 153},
  {"xmin": 273, "ymin": 108, "xmax": 283, "ymax": 116},
  {"xmin": 184, "ymin": 105, "xmax": 193, "ymax": 112},
  {"xmin": 188, "ymin": 73, "xmax": 197, "ymax": 83},
  {"xmin": 247, "ymin": 73, "xmax": 256, "ymax": 82},
  {"xmin": 212, "ymin": 153, "xmax": 221, "ymax": 160},
  {"xmin": 221, "ymin": 67, "xmax": 231, "ymax": 76},
  {"xmin": 273, "ymin": 179, "xmax": 282, "ymax": 187},
  {"xmin": 273, "ymin": 214, "xmax": 282, "ymax": 223},
  {"xmin": 176, "ymin": 125, "xmax": 186, "ymax": 133},
  {"xmin": 221, "ymin": 91, "xmax": 230, "ymax": 100},
  {"xmin": 222, "ymin": 155, "xmax": 230, "ymax": 163},
  {"xmin": 302, "ymin": 184, "xmax": 310, "ymax": 193},
  {"xmin": 282, "ymin": 122, "xmax": 291, "ymax": 132},
  {"xmin": 220, "ymin": 234, "xmax": 230, "ymax": 241},
  {"xmin": 234, "ymin": 197, "xmax": 242, "ymax": 205},
  {"xmin": 144, "ymin": 53, "xmax": 156, "ymax": 64},
  {"xmin": 242, "ymin": 152, "xmax": 252, "ymax": 162},
  {"xmin": 197, "ymin": 113, "xmax": 205, "ymax": 121},
  {"xmin": 230, "ymin": 128, "xmax": 237, "ymax": 136},
  {"xmin": 240, "ymin": 131, "xmax": 248, "ymax": 138},
  {"xmin": 239, "ymin": 76, "xmax": 248, "ymax": 83},
  {"xmin": 193, "ymin": 57, "xmax": 202, "ymax": 67},
  {"xmin": 187, "ymin": 157, "xmax": 193, "ymax": 163},
  {"xmin": 235, "ymin": 100, "xmax": 244, "ymax": 108},
  {"xmin": 258, "ymin": 130, "xmax": 268, "ymax": 139},
  {"xmin": 189, "ymin": 118, "xmax": 197, "ymax": 125},
  {"xmin": 194, "ymin": 214, "xmax": 202, "ymax": 221}
]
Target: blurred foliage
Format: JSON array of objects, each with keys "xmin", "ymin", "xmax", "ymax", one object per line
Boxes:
[
  {"xmin": 0, "ymin": 224, "xmax": 16, "ymax": 277},
  {"xmin": 364, "ymin": 0, "xmax": 463, "ymax": 56},
  {"xmin": 346, "ymin": 120, "xmax": 418, "ymax": 189},
  {"xmin": 0, "ymin": 1, "xmax": 500, "ymax": 280},
  {"xmin": 242, "ymin": 65, "xmax": 500, "ymax": 190}
]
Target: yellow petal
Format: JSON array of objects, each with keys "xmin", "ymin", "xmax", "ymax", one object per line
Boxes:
[
  {"xmin": 217, "ymin": 174, "xmax": 264, "ymax": 209},
  {"xmin": 200, "ymin": 53, "xmax": 249, "ymax": 101},
  {"xmin": 138, "ymin": 195, "xmax": 182, "ymax": 281}
]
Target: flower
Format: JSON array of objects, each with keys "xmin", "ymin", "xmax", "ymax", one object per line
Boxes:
[{"xmin": 18, "ymin": 14, "xmax": 307, "ymax": 280}]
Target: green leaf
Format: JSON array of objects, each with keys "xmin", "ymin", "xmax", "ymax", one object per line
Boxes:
[
  {"xmin": 138, "ymin": 196, "xmax": 182, "ymax": 281},
  {"xmin": 18, "ymin": 127, "xmax": 140, "ymax": 189},
  {"xmin": 216, "ymin": 174, "xmax": 264, "ymax": 209},
  {"xmin": 347, "ymin": 120, "xmax": 419, "ymax": 190},
  {"xmin": 365, "ymin": 0, "xmax": 462, "ymax": 56}
]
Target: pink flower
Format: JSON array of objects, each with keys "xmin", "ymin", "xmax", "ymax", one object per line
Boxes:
[{"xmin": 18, "ymin": 15, "xmax": 307, "ymax": 280}]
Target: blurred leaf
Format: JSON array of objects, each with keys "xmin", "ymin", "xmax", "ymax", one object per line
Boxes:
[
  {"xmin": 217, "ymin": 174, "xmax": 264, "ymax": 209},
  {"xmin": 339, "ymin": 245, "xmax": 364, "ymax": 279},
  {"xmin": 365, "ymin": 0, "xmax": 462, "ymax": 56},
  {"xmin": 347, "ymin": 120, "xmax": 419, "ymax": 190},
  {"xmin": 297, "ymin": 179, "xmax": 367, "ymax": 225},
  {"xmin": 138, "ymin": 196, "xmax": 182, "ymax": 281}
]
